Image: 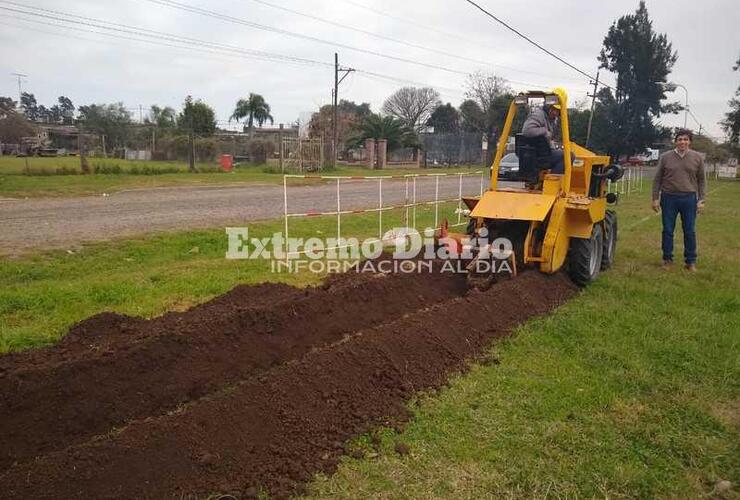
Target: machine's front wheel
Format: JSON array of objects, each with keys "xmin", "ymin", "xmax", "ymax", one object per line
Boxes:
[
  {"xmin": 568, "ymin": 224, "xmax": 604, "ymax": 287},
  {"xmin": 601, "ymin": 210, "xmax": 618, "ymax": 270}
]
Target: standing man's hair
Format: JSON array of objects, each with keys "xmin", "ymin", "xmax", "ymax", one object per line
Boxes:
[{"xmin": 674, "ymin": 128, "xmax": 693, "ymax": 141}]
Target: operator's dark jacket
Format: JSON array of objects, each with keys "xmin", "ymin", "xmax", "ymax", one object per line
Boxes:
[{"xmin": 521, "ymin": 107, "xmax": 555, "ymax": 143}]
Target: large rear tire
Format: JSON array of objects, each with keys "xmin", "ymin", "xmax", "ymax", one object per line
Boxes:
[
  {"xmin": 568, "ymin": 223, "xmax": 604, "ymax": 287},
  {"xmin": 601, "ymin": 209, "xmax": 618, "ymax": 270}
]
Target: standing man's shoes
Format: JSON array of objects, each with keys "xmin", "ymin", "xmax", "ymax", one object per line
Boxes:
[
  {"xmin": 661, "ymin": 260, "xmax": 674, "ymax": 269},
  {"xmin": 685, "ymin": 263, "xmax": 697, "ymax": 272}
]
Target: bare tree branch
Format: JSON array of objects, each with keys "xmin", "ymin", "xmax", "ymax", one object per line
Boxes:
[
  {"xmin": 382, "ymin": 87, "xmax": 441, "ymax": 132},
  {"xmin": 465, "ymin": 71, "xmax": 511, "ymax": 113}
]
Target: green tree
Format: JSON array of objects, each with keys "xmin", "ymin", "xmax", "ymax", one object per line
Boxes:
[
  {"xmin": 350, "ymin": 113, "xmax": 419, "ymax": 167},
  {"xmin": 37, "ymin": 105, "xmax": 54, "ymax": 123},
  {"xmin": 338, "ymin": 99, "xmax": 371, "ymax": 118},
  {"xmin": 20, "ymin": 92, "xmax": 39, "ymax": 121},
  {"xmin": 309, "ymin": 100, "xmax": 370, "ymax": 155},
  {"xmin": 692, "ymin": 134, "xmax": 729, "ymax": 163},
  {"xmin": 598, "ymin": 1, "xmax": 678, "ymax": 158},
  {"xmin": 721, "ymin": 56, "xmax": 740, "ymax": 146},
  {"xmin": 0, "ymin": 97, "xmax": 16, "ymax": 117},
  {"xmin": 459, "ymin": 99, "xmax": 485, "ymax": 133},
  {"xmin": 427, "ymin": 103, "xmax": 460, "ymax": 133},
  {"xmin": 568, "ymin": 92, "xmax": 619, "ymax": 154},
  {"xmin": 0, "ymin": 97, "xmax": 34, "ymax": 143},
  {"xmin": 147, "ymin": 105, "xmax": 177, "ymax": 128},
  {"xmin": 77, "ymin": 103, "xmax": 134, "ymax": 149},
  {"xmin": 230, "ymin": 93, "xmax": 274, "ymax": 138},
  {"xmin": 177, "ymin": 96, "xmax": 217, "ymax": 136},
  {"xmin": 56, "ymin": 96, "xmax": 75, "ymax": 124},
  {"xmin": 463, "ymin": 72, "xmax": 519, "ymax": 157}
]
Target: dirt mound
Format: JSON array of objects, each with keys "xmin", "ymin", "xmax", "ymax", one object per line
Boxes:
[
  {"xmin": 0, "ymin": 267, "xmax": 467, "ymax": 469},
  {"xmin": 0, "ymin": 267, "xmax": 576, "ymax": 498}
]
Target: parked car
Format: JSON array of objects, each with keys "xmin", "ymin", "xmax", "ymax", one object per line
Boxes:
[{"xmin": 498, "ymin": 152, "xmax": 519, "ymax": 179}]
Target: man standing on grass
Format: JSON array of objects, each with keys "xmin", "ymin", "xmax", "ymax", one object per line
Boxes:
[{"xmin": 652, "ymin": 129, "xmax": 706, "ymax": 271}]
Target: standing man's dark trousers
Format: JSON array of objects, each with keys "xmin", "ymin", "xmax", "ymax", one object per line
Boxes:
[{"xmin": 660, "ymin": 192, "xmax": 697, "ymax": 264}]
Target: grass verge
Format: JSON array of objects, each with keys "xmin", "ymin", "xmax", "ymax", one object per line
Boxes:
[
  {"xmin": 0, "ymin": 200, "xmax": 459, "ymax": 352},
  {"xmin": 0, "ymin": 156, "xmax": 481, "ymax": 198}
]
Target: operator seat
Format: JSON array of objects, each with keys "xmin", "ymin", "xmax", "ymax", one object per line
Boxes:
[{"xmin": 515, "ymin": 133, "xmax": 552, "ymax": 184}]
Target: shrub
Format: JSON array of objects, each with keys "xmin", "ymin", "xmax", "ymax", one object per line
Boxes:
[{"xmin": 93, "ymin": 163, "xmax": 122, "ymax": 175}]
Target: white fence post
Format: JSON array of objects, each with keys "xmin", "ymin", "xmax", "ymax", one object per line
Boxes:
[
  {"xmin": 412, "ymin": 176, "xmax": 417, "ymax": 229},
  {"xmin": 336, "ymin": 178, "xmax": 341, "ymax": 244},
  {"xmin": 378, "ymin": 177, "xmax": 383, "ymax": 240},
  {"xmin": 404, "ymin": 177, "xmax": 410, "ymax": 227},
  {"xmin": 434, "ymin": 175, "xmax": 440, "ymax": 229},
  {"xmin": 457, "ymin": 173, "xmax": 463, "ymax": 225},
  {"xmin": 283, "ymin": 175, "xmax": 289, "ymax": 259}
]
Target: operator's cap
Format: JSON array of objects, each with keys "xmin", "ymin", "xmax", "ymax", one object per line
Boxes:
[{"xmin": 549, "ymin": 87, "xmax": 568, "ymax": 111}]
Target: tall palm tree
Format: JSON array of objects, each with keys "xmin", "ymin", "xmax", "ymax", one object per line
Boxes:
[{"xmin": 230, "ymin": 93, "xmax": 274, "ymax": 138}]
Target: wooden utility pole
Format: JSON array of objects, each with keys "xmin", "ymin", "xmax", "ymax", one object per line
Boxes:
[
  {"xmin": 188, "ymin": 115, "xmax": 196, "ymax": 172},
  {"xmin": 585, "ymin": 69, "xmax": 600, "ymax": 148},
  {"xmin": 78, "ymin": 126, "xmax": 89, "ymax": 174},
  {"xmin": 333, "ymin": 53, "xmax": 354, "ymax": 169},
  {"xmin": 278, "ymin": 123, "xmax": 284, "ymax": 172},
  {"xmin": 189, "ymin": 129, "xmax": 195, "ymax": 172}
]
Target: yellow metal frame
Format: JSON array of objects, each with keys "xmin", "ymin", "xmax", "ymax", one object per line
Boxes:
[{"xmin": 469, "ymin": 89, "xmax": 612, "ymax": 274}]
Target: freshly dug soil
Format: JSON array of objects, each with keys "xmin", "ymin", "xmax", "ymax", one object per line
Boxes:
[
  {"xmin": 0, "ymin": 267, "xmax": 466, "ymax": 470},
  {"xmin": 0, "ymin": 266, "xmax": 575, "ymax": 498}
]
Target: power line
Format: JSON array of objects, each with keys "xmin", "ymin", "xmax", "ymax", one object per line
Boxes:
[
  {"xmin": 141, "ymin": 0, "xmax": 593, "ymax": 91},
  {"xmin": 242, "ymin": 0, "xmax": 584, "ymax": 83},
  {"xmin": 2, "ymin": 0, "xmax": 589, "ymax": 94},
  {"xmin": 0, "ymin": 10, "xmax": 471, "ymax": 103},
  {"xmin": 337, "ymin": 0, "xmax": 498, "ymax": 51},
  {"xmin": 142, "ymin": 0, "xmax": 472, "ymax": 77},
  {"xmin": 1, "ymin": 11, "xmax": 453, "ymax": 95},
  {"xmin": 2, "ymin": 2, "xmax": 591, "ymax": 115},
  {"xmin": 0, "ymin": 3, "xmax": 333, "ymax": 69},
  {"xmin": 686, "ymin": 108, "xmax": 721, "ymax": 140},
  {"xmin": 461, "ymin": 0, "xmax": 616, "ymax": 92}
]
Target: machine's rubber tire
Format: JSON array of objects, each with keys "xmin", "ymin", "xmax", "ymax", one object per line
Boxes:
[
  {"xmin": 601, "ymin": 209, "xmax": 618, "ymax": 270},
  {"xmin": 568, "ymin": 223, "xmax": 604, "ymax": 287}
]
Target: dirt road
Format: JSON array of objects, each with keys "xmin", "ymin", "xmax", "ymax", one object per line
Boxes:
[{"xmin": 0, "ymin": 175, "xmax": 494, "ymax": 255}]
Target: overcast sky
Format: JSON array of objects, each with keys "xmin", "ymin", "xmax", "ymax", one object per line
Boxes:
[{"xmin": 1, "ymin": 0, "xmax": 738, "ymax": 138}]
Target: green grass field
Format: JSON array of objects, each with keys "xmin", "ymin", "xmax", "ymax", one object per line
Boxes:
[
  {"xmin": 0, "ymin": 156, "xmax": 480, "ymax": 198},
  {"xmin": 1, "ymin": 180, "xmax": 737, "ymax": 497},
  {"xmin": 305, "ymin": 182, "xmax": 740, "ymax": 499}
]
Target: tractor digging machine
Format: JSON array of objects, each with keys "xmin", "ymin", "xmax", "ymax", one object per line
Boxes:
[{"xmin": 447, "ymin": 88, "xmax": 624, "ymax": 288}]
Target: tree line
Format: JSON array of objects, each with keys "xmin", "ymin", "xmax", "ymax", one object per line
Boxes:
[{"xmin": 0, "ymin": 92, "xmax": 277, "ymax": 152}]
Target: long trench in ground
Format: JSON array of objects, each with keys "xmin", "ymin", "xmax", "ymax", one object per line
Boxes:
[{"xmin": 0, "ymin": 264, "xmax": 576, "ymax": 498}]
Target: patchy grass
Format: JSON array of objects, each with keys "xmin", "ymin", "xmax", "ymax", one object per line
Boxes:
[
  {"xmin": 303, "ymin": 181, "xmax": 740, "ymax": 499},
  {"xmin": 0, "ymin": 200, "xmax": 457, "ymax": 352},
  {"xmin": 0, "ymin": 156, "xmax": 482, "ymax": 198}
]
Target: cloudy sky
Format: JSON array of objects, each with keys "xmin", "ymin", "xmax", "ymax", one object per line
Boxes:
[{"xmin": 1, "ymin": 0, "xmax": 738, "ymax": 138}]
